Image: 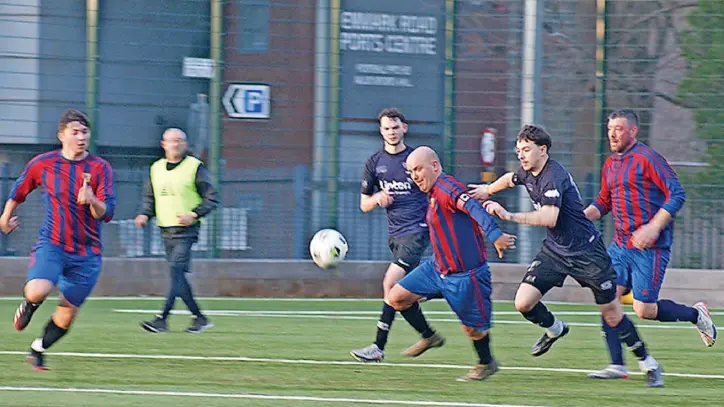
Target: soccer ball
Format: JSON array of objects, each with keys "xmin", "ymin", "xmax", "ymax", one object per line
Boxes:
[{"xmin": 309, "ymin": 229, "xmax": 348, "ymax": 269}]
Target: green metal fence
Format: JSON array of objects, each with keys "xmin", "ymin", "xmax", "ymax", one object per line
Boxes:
[{"xmin": 0, "ymin": 0, "xmax": 721, "ymax": 268}]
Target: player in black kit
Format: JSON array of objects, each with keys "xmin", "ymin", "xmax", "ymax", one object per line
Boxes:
[
  {"xmin": 350, "ymin": 108, "xmax": 444, "ymax": 363},
  {"xmin": 468, "ymin": 124, "xmax": 664, "ymax": 387}
]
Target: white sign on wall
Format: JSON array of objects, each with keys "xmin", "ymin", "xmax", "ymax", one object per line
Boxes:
[
  {"xmin": 222, "ymin": 83, "xmax": 271, "ymax": 119},
  {"xmin": 182, "ymin": 57, "xmax": 215, "ymax": 79}
]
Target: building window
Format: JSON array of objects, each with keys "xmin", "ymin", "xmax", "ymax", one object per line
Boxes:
[{"xmin": 238, "ymin": 0, "xmax": 270, "ymax": 52}]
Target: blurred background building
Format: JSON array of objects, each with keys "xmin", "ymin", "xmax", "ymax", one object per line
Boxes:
[{"xmin": 0, "ymin": 0, "xmax": 721, "ymax": 268}]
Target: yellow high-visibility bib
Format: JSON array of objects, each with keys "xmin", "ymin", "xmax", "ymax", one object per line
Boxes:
[{"xmin": 150, "ymin": 156, "xmax": 203, "ymax": 227}]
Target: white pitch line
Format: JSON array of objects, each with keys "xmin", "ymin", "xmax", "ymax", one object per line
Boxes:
[
  {"xmin": 1, "ymin": 295, "xmax": 719, "ymax": 316},
  {"xmin": 111, "ymin": 309, "xmax": 712, "ymax": 329},
  {"xmin": 124, "ymin": 309, "xmax": 495, "ymax": 315},
  {"xmin": 0, "ymin": 296, "xmax": 596, "ymax": 306},
  {"xmin": 0, "ymin": 296, "xmax": 720, "ymax": 310},
  {"xmin": 114, "ymin": 309, "xmax": 724, "ymax": 316},
  {"xmin": 0, "ymin": 351, "xmax": 722, "ymax": 380},
  {"xmin": 0, "ymin": 386, "xmax": 550, "ymax": 407},
  {"xmin": 0, "ymin": 296, "xmax": 388, "ymax": 302}
]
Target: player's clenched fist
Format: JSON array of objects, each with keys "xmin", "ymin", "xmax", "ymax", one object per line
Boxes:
[
  {"xmin": 0, "ymin": 215, "xmax": 19, "ymax": 234},
  {"xmin": 134, "ymin": 214, "xmax": 149, "ymax": 228},
  {"xmin": 376, "ymin": 189, "xmax": 394, "ymax": 208},
  {"xmin": 77, "ymin": 179, "xmax": 94, "ymax": 205},
  {"xmin": 631, "ymin": 223, "xmax": 660, "ymax": 250},
  {"xmin": 493, "ymin": 233, "xmax": 517, "ymax": 259},
  {"xmin": 467, "ymin": 184, "xmax": 491, "ymax": 202}
]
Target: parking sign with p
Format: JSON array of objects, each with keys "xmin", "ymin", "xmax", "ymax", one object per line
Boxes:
[{"xmin": 222, "ymin": 83, "xmax": 271, "ymax": 119}]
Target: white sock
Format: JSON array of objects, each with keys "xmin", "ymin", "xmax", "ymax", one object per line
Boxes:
[
  {"xmin": 638, "ymin": 355, "xmax": 658, "ymax": 372},
  {"xmin": 31, "ymin": 338, "xmax": 45, "ymax": 353},
  {"xmin": 546, "ymin": 318, "xmax": 564, "ymax": 338}
]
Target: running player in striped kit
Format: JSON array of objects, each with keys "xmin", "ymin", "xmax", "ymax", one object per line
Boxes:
[
  {"xmin": 0, "ymin": 109, "xmax": 116, "ymax": 370},
  {"xmin": 388, "ymin": 146, "xmax": 517, "ymax": 381},
  {"xmin": 585, "ymin": 109, "xmax": 716, "ymax": 380}
]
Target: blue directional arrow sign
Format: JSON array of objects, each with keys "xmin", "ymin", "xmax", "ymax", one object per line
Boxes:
[{"xmin": 222, "ymin": 83, "xmax": 271, "ymax": 119}]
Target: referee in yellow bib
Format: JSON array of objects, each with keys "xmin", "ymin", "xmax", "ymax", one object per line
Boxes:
[{"xmin": 134, "ymin": 128, "xmax": 219, "ymax": 333}]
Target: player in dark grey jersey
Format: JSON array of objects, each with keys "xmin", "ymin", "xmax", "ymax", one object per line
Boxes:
[
  {"xmin": 350, "ymin": 108, "xmax": 444, "ymax": 363},
  {"xmin": 468, "ymin": 124, "xmax": 663, "ymax": 387}
]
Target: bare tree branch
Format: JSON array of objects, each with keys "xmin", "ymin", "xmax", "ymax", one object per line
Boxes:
[
  {"xmin": 654, "ymin": 91, "xmax": 694, "ymax": 108},
  {"xmin": 610, "ymin": 2, "xmax": 699, "ymax": 46}
]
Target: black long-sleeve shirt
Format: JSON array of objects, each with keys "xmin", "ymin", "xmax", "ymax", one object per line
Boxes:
[{"xmin": 140, "ymin": 155, "xmax": 219, "ymax": 238}]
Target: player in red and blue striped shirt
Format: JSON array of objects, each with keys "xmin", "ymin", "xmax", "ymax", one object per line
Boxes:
[
  {"xmin": 387, "ymin": 146, "xmax": 517, "ymax": 381},
  {"xmin": 585, "ymin": 110, "xmax": 716, "ymax": 380},
  {"xmin": 0, "ymin": 109, "xmax": 116, "ymax": 370}
]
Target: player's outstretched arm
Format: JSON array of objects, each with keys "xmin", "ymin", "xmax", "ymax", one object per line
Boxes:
[
  {"xmin": 467, "ymin": 172, "xmax": 515, "ymax": 201},
  {"xmin": 456, "ymin": 194, "xmax": 503, "ymax": 242},
  {"xmin": 483, "ymin": 201, "xmax": 560, "ymax": 228},
  {"xmin": 510, "ymin": 205, "xmax": 560, "ymax": 228},
  {"xmin": 455, "ymin": 194, "xmax": 517, "ymax": 258}
]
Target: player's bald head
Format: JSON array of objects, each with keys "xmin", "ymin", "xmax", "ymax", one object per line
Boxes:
[
  {"xmin": 407, "ymin": 146, "xmax": 439, "ymax": 167},
  {"xmin": 406, "ymin": 146, "xmax": 442, "ymax": 193}
]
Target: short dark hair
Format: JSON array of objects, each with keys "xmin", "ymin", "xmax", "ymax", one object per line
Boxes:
[
  {"xmin": 378, "ymin": 107, "xmax": 406, "ymax": 124},
  {"xmin": 517, "ymin": 124, "xmax": 552, "ymax": 152},
  {"xmin": 608, "ymin": 109, "xmax": 639, "ymax": 127},
  {"xmin": 58, "ymin": 109, "xmax": 90, "ymax": 132}
]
